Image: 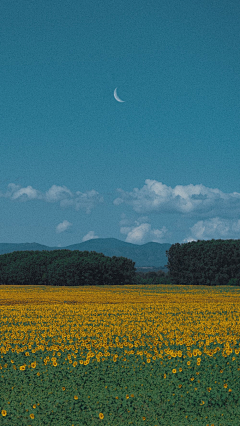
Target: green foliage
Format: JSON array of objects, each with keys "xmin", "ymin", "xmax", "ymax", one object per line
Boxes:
[
  {"xmin": 227, "ymin": 277, "xmax": 240, "ymax": 286},
  {"xmin": 3, "ymin": 238, "xmax": 240, "ymax": 288},
  {"xmin": 0, "ymin": 250, "xmax": 136, "ymax": 287},
  {"xmin": 1, "ymin": 351, "xmax": 240, "ymax": 425},
  {"xmin": 134, "ymin": 271, "xmax": 172, "ymax": 285},
  {"xmin": 166, "ymin": 239, "xmax": 240, "ymax": 286}
]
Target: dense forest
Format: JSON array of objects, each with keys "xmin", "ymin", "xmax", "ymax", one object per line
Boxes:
[
  {"xmin": 0, "ymin": 239, "xmax": 239, "ymax": 287},
  {"xmin": 0, "ymin": 249, "xmax": 170, "ymax": 286},
  {"xmin": 0, "ymin": 250, "xmax": 137, "ymax": 286},
  {"xmin": 166, "ymin": 239, "xmax": 240, "ymax": 286}
]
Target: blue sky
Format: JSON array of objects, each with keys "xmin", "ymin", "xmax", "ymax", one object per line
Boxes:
[{"xmin": 1, "ymin": 0, "xmax": 240, "ymax": 247}]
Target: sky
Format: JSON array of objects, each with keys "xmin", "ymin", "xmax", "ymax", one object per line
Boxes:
[{"xmin": 1, "ymin": 0, "xmax": 240, "ymax": 247}]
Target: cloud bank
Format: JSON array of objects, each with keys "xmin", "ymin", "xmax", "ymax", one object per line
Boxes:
[
  {"xmin": 1, "ymin": 183, "xmax": 104, "ymax": 214},
  {"xmin": 115, "ymin": 180, "xmax": 240, "ymax": 244},
  {"xmin": 1, "ymin": 180, "xmax": 240, "ymax": 244},
  {"xmin": 114, "ymin": 179, "xmax": 240, "ymax": 218}
]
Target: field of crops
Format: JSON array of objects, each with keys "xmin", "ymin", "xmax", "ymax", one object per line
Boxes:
[{"xmin": 1, "ymin": 284, "xmax": 240, "ymax": 425}]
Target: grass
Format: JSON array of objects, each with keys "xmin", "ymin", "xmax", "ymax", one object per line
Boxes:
[{"xmin": 0, "ymin": 284, "xmax": 240, "ymax": 425}]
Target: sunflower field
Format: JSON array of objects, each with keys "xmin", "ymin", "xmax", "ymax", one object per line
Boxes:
[{"xmin": 1, "ymin": 284, "xmax": 240, "ymax": 425}]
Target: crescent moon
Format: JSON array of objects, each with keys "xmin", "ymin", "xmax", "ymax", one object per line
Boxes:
[{"xmin": 114, "ymin": 88, "xmax": 125, "ymax": 103}]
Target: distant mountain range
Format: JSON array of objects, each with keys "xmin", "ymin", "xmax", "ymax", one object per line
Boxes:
[{"xmin": 0, "ymin": 238, "xmax": 172, "ymax": 271}]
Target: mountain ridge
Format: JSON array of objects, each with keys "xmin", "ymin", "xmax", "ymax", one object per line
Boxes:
[{"xmin": 0, "ymin": 238, "xmax": 172, "ymax": 269}]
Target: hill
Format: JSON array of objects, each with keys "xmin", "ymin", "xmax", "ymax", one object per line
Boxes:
[{"xmin": 0, "ymin": 238, "xmax": 171, "ymax": 269}]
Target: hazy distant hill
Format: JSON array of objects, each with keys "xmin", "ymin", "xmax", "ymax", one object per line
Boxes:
[{"xmin": 0, "ymin": 238, "xmax": 172, "ymax": 269}]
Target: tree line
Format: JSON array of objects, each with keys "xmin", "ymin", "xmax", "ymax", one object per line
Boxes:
[
  {"xmin": 1, "ymin": 239, "xmax": 239, "ymax": 287},
  {"xmin": 166, "ymin": 239, "xmax": 240, "ymax": 286},
  {"xmin": 0, "ymin": 249, "xmax": 171, "ymax": 287},
  {"xmin": 0, "ymin": 250, "xmax": 139, "ymax": 286}
]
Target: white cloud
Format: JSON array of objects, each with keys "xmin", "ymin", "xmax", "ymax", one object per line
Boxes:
[
  {"xmin": 82, "ymin": 231, "xmax": 99, "ymax": 242},
  {"xmin": 1, "ymin": 183, "xmax": 104, "ymax": 213},
  {"xmin": 56, "ymin": 220, "xmax": 72, "ymax": 234},
  {"xmin": 114, "ymin": 180, "xmax": 240, "ymax": 217},
  {"xmin": 182, "ymin": 217, "xmax": 240, "ymax": 243},
  {"xmin": 122, "ymin": 223, "xmax": 151, "ymax": 244},
  {"xmin": 119, "ymin": 215, "xmax": 149, "ymax": 226},
  {"xmin": 2, "ymin": 184, "xmax": 43, "ymax": 201},
  {"xmin": 120, "ymin": 221, "xmax": 168, "ymax": 244},
  {"xmin": 45, "ymin": 185, "xmax": 73, "ymax": 202}
]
